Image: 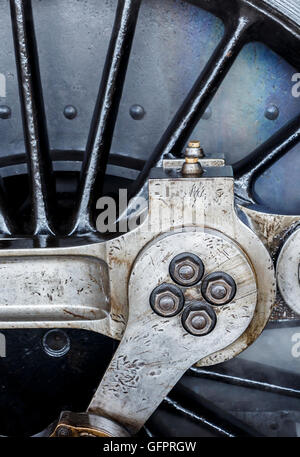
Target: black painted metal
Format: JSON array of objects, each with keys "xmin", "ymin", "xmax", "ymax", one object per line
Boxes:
[
  {"xmin": 129, "ymin": 13, "xmax": 254, "ymax": 198},
  {"xmin": 234, "ymin": 113, "xmax": 300, "ymax": 202},
  {"xmin": 164, "ymin": 382, "xmax": 261, "ymax": 437},
  {"xmin": 10, "ymin": 0, "xmax": 55, "ymax": 236},
  {"xmin": 70, "ymin": 0, "xmax": 142, "ymax": 234},
  {"xmin": 189, "ymin": 363, "xmax": 300, "ymax": 399},
  {"xmin": 0, "ymin": 181, "xmax": 14, "ymax": 235}
]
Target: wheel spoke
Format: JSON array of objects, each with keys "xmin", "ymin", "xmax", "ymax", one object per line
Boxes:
[
  {"xmin": 10, "ymin": 0, "xmax": 55, "ymax": 236},
  {"xmin": 70, "ymin": 0, "xmax": 142, "ymax": 234},
  {"xmin": 0, "ymin": 182, "xmax": 14, "ymax": 235},
  {"xmin": 164, "ymin": 381, "xmax": 261, "ymax": 437},
  {"xmin": 129, "ymin": 12, "xmax": 254, "ymax": 198},
  {"xmin": 189, "ymin": 359, "xmax": 300, "ymax": 399},
  {"xmin": 234, "ymin": 113, "xmax": 300, "ymax": 203}
]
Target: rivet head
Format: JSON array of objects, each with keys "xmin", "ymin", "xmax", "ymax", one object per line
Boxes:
[
  {"xmin": 264, "ymin": 104, "xmax": 279, "ymax": 121},
  {"xmin": 129, "ymin": 104, "xmax": 145, "ymax": 120},
  {"xmin": 0, "ymin": 105, "xmax": 11, "ymax": 119},
  {"xmin": 64, "ymin": 105, "xmax": 77, "ymax": 120}
]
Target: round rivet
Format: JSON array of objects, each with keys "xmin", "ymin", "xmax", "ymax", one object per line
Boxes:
[
  {"xmin": 64, "ymin": 105, "xmax": 77, "ymax": 120},
  {"xmin": 42, "ymin": 329, "xmax": 70, "ymax": 357},
  {"xmin": 0, "ymin": 105, "xmax": 11, "ymax": 119},
  {"xmin": 129, "ymin": 104, "xmax": 145, "ymax": 120},
  {"xmin": 264, "ymin": 104, "xmax": 279, "ymax": 121}
]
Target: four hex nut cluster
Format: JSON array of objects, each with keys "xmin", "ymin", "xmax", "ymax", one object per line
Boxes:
[{"xmin": 150, "ymin": 252, "xmax": 237, "ymax": 337}]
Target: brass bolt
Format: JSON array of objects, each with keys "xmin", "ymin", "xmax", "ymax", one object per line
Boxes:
[{"xmin": 182, "ymin": 140, "xmax": 204, "ymax": 176}]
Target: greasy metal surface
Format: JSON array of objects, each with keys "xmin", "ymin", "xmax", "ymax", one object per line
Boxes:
[
  {"xmin": 10, "ymin": 0, "xmax": 55, "ymax": 236},
  {"xmin": 88, "ymin": 229, "xmax": 258, "ymax": 433}
]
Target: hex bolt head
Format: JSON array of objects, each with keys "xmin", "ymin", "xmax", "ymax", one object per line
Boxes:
[
  {"xmin": 169, "ymin": 253, "xmax": 204, "ymax": 287},
  {"xmin": 150, "ymin": 283, "xmax": 185, "ymax": 318},
  {"xmin": 181, "ymin": 302, "xmax": 216, "ymax": 336},
  {"xmin": 201, "ymin": 272, "xmax": 236, "ymax": 306}
]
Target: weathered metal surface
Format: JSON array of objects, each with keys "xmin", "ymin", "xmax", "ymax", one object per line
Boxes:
[
  {"xmin": 0, "ymin": 171, "xmax": 276, "ymax": 359},
  {"xmin": 88, "ymin": 229, "xmax": 258, "ymax": 433},
  {"xmin": 0, "ymin": 255, "xmax": 109, "ymax": 322},
  {"xmin": 239, "ymin": 205, "xmax": 300, "ymax": 320},
  {"xmin": 277, "ymin": 228, "xmax": 300, "ymax": 315}
]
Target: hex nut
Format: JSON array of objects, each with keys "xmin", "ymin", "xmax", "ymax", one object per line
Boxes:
[
  {"xmin": 201, "ymin": 272, "xmax": 236, "ymax": 306},
  {"xmin": 181, "ymin": 302, "xmax": 216, "ymax": 336},
  {"xmin": 150, "ymin": 283, "xmax": 185, "ymax": 317},
  {"xmin": 169, "ymin": 253, "xmax": 204, "ymax": 286}
]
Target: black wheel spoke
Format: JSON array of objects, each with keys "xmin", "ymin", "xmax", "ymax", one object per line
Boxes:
[
  {"xmin": 70, "ymin": 0, "xmax": 142, "ymax": 235},
  {"xmin": 10, "ymin": 0, "xmax": 55, "ymax": 236},
  {"xmin": 234, "ymin": 113, "xmax": 300, "ymax": 203},
  {"xmin": 0, "ymin": 182, "xmax": 14, "ymax": 236},
  {"xmin": 129, "ymin": 12, "xmax": 254, "ymax": 198},
  {"xmin": 163, "ymin": 381, "xmax": 261, "ymax": 437},
  {"xmin": 189, "ymin": 359, "xmax": 300, "ymax": 399}
]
